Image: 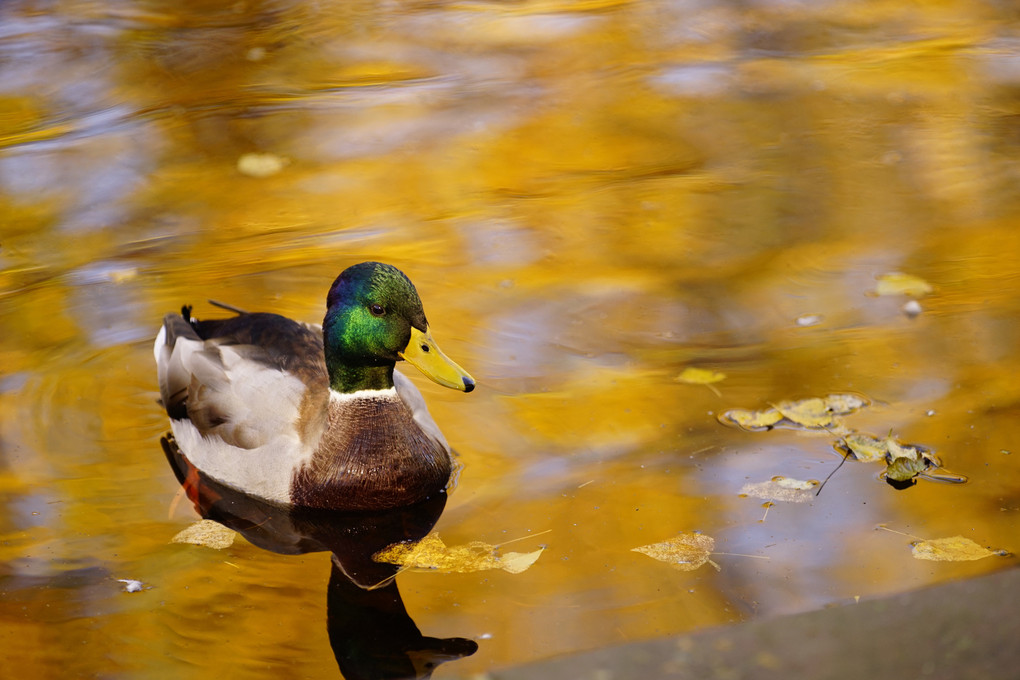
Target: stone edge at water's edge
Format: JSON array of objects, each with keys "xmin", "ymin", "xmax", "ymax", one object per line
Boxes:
[{"xmin": 486, "ymin": 566, "xmax": 1020, "ymax": 680}]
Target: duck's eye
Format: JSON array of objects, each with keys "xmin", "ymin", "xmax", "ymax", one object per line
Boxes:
[{"xmin": 369, "ymin": 304, "xmax": 385, "ymax": 316}]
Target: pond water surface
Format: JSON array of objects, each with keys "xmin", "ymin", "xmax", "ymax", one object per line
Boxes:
[{"xmin": 2, "ymin": 1, "xmax": 1019, "ymax": 678}]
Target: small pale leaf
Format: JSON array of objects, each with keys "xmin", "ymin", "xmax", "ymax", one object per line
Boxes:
[
  {"xmin": 885, "ymin": 437, "xmax": 923, "ymax": 462},
  {"xmin": 838, "ymin": 433, "xmax": 889, "ymax": 463},
  {"xmin": 775, "ymin": 398, "xmax": 834, "ymax": 428},
  {"xmin": 499, "ymin": 548, "xmax": 545, "ymax": 574},
  {"xmin": 718, "ymin": 408, "xmax": 783, "ymax": 432},
  {"xmin": 822, "ymin": 393, "xmax": 869, "ymax": 415},
  {"xmin": 171, "ymin": 520, "xmax": 236, "ymax": 550},
  {"xmin": 741, "ymin": 477, "xmax": 817, "ymax": 503},
  {"xmin": 632, "ymin": 532, "xmax": 716, "ymax": 572},
  {"xmin": 676, "ymin": 367, "xmax": 726, "ymax": 385},
  {"xmin": 911, "ymin": 536, "xmax": 1000, "ymax": 562},
  {"xmin": 875, "ymin": 272, "xmax": 933, "ymax": 297}
]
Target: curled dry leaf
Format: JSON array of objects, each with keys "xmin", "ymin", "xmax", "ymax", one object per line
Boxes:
[
  {"xmin": 632, "ymin": 532, "xmax": 719, "ymax": 572},
  {"xmin": 910, "ymin": 536, "xmax": 1006, "ymax": 562},
  {"xmin": 834, "ymin": 431, "xmax": 967, "ymax": 486},
  {"xmin": 171, "ymin": 519, "xmax": 236, "ymax": 550},
  {"xmin": 373, "ymin": 533, "xmax": 544, "ymax": 575},
  {"xmin": 885, "ymin": 455, "xmax": 931, "ymax": 482},
  {"xmin": 740, "ymin": 476, "xmax": 818, "ymax": 503}
]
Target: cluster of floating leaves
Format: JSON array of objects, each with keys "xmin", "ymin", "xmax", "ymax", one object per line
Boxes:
[
  {"xmin": 833, "ymin": 432, "xmax": 965, "ymax": 486},
  {"xmin": 718, "ymin": 393, "xmax": 966, "ymax": 487},
  {"xmin": 718, "ymin": 393, "xmax": 868, "ymax": 433}
]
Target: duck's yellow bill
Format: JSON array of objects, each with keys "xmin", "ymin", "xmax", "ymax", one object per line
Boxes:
[{"xmin": 399, "ymin": 326, "xmax": 476, "ymax": 392}]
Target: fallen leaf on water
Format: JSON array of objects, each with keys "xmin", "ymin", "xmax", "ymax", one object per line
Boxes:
[
  {"xmin": 878, "ymin": 526, "xmax": 1008, "ymax": 562},
  {"xmin": 774, "ymin": 397, "xmax": 836, "ymax": 428},
  {"xmin": 171, "ymin": 520, "xmax": 237, "ymax": 550},
  {"xmin": 632, "ymin": 532, "xmax": 720, "ymax": 572},
  {"xmin": 237, "ymin": 152, "xmax": 288, "ymax": 178},
  {"xmin": 740, "ymin": 476, "xmax": 819, "ymax": 503},
  {"xmin": 884, "ymin": 437, "xmax": 937, "ymax": 482},
  {"xmin": 373, "ymin": 533, "xmax": 544, "ymax": 574},
  {"xmin": 832, "ymin": 432, "xmax": 957, "ymax": 486},
  {"xmin": 874, "ymin": 272, "xmax": 933, "ymax": 297},
  {"xmin": 717, "ymin": 407, "xmax": 783, "ymax": 432},
  {"xmin": 719, "ymin": 394, "xmax": 869, "ymax": 433},
  {"xmin": 822, "ymin": 393, "xmax": 870, "ymax": 415},
  {"xmin": 885, "ymin": 455, "xmax": 931, "ymax": 482},
  {"xmin": 676, "ymin": 367, "xmax": 726, "ymax": 396},
  {"xmin": 910, "ymin": 536, "xmax": 1004, "ymax": 562},
  {"xmin": 836, "ymin": 432, "xmax": 889, "ymax": 463}
]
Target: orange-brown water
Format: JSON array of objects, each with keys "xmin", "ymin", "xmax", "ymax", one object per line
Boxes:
[{"xmin": 2, "ymin": 1, "xmax": 1019, "ymax": 677}]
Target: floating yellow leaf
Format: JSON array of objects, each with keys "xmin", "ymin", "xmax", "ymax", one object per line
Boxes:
[
  {"xmin": 875, "ymin": 272, "xmax": 933, "ymax": 297},
  {"xmin": 171, "ymin": 520, "xmax": 236, "ymax": 550},
  {"xmin": 717, "ymin": 408, "xmax": 783, "ymax": 432},
  {"xmin": 774, "ymin": 397, "xmax": 835, "ymax": 428},
  {"xmin": 885, "ymin": 438, "xmax": 928, "ymax": 462},
  {"xmin": 237, "ymin": 152, "xmax": 288, "ymax": 178},
  {"xmin": 741, "ymin": 476, "xmax": 818, "ymax": 503},
  {"xmin": 676, "ymin": 367, "xmax": 726, "ymax": 396},
  {"xmin": 373, "ymin": 533, "xmax": 544, "ymax": 575},
  {"xmin": 911, "ymin": 536, "xmax": 1002, "ymax": 562},
  {"xmin": 822, "ymin": 393, "xmax": 870, "ymax": 415},
  {"xmin": 632, "ymin": 532, "xmax": 719, "ymax": 572},
  {"xmin": 836, "ymin": 432, "xmax": 889, "ymax": 463}
]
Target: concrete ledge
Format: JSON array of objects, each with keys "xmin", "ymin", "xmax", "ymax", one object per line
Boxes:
[{"xmin": 488, "ymin": 567, "xmax": 1019, "ymax": 680}]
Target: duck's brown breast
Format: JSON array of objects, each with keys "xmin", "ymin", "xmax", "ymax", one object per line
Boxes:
[{"xmin": 290, "ymin": 392, "xmax": 452, "ymax": 510}]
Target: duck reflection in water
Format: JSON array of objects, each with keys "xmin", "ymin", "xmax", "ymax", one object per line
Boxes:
[{"xmin": 162, "ymin": 435, "xmax": 478, "ymax": 680}]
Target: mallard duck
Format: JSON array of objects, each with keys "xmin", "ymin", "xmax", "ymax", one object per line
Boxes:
[{"xmin": 154, "ymin": 261, "xmax": 474, "ymax": 510}]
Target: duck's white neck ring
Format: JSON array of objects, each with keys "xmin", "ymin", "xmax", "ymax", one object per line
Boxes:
[{"xmin": 329, "ymin": 387, "xmax": 397, "ymax": 402}]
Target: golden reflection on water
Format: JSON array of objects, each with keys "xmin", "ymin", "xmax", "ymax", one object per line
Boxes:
[{"xmin": 2, "ymin": 0, "xmax": 1020, "ymax": 677}]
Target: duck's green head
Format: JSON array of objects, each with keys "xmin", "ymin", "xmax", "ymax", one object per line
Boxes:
[{"xmin": 323, "ymin": 262, "xmax": 475, "ymax": 394}]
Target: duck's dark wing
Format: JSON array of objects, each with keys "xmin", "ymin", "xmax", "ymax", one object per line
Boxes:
[{"xmin": 155, "ymin": 310, "xmax": 329, "ymax": 449}]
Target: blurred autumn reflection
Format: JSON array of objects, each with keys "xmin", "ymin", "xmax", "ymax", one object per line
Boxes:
[{"xmin": 2, "ymin": 0, "xmax": 1020, "ymax": 678}]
